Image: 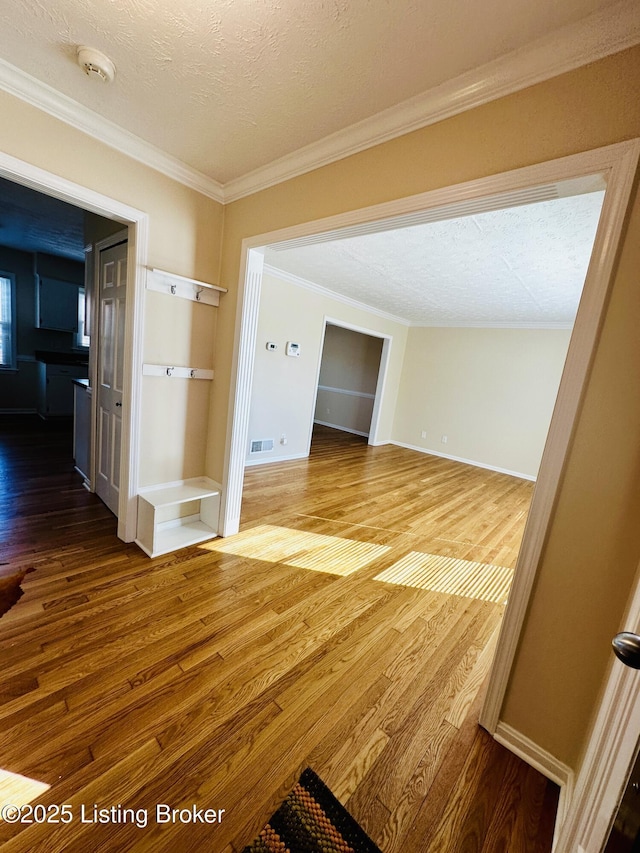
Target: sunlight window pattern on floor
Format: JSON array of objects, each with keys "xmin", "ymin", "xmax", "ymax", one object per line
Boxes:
[
  {"xmin": 0, "ymin": 768, "xmax": 50, "ymax": 813},
  {"xmin": 373, "ymin": 551, "xmax": 513, "ymax": 603},
  {"xmin": 201, "ymin": 524, "xmax": 390, "ymax": 576}
]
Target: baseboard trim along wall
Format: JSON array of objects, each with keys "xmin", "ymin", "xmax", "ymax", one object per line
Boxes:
[
  {"xmin": 313, "ymin": 419, "xmax": 369, "ymax": 438},
  {"xmin": 391, "ymin": 441, "xmax": 537, "ymax": 481},
  {"xmin": 245, "ymin": 451, "xmax": 310, "ymax": 468},
  {"xmin": 494, "ymin": 721, "xmax": 574, "ymax": 850}
]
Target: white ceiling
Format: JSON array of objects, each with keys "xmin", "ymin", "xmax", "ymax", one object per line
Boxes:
[
  {"xmin": 265, "ymin": 187, "xmax": 605, "ymax": 327},
  {"xmin": 0, "ymin": 0, "xmax": 638, "ymax": 198}
]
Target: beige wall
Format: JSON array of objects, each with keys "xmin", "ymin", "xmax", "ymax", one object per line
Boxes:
[
  {"xmin": 315, "ymin": 323, "xmax": 384, "ymax": 436},
  {"xmin": 246, "ymin": 272, "xmax": 407, "ymax": 463},
  {"xmin": 0, "ymin": 89, "xmax": 224, "ymax": 486},
  {"xmin": 319, "ymin": 323, "xmax": 383, "ymax": 394},
  {"xmin": 393, "ymin": 327, "xmax": 572, "ymax": 478},
  {"xmin": 214, "ymin": 46, "xmax": 640, "ymax": 770}
]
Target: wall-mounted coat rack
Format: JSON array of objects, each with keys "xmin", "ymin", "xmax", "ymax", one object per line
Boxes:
[
  {"xmin": 143, "ymin": 364, "xmax": 214, "ymax": 380},
  {"xmin": 146, "ymin": 267, "xmax": 227, "ymax": 306}
]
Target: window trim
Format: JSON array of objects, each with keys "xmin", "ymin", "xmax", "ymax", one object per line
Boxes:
[{"xmin": 0, "ymin": 270, "xmax": 17, "ymax": 372}]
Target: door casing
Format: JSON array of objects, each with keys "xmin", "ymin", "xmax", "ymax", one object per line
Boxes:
[
  {"xmin": 311, "ymin": 317, "xmax": 392, "ymax": 449},
  {"xmin": 0, "ymin": 150, "xmax": 148, "ymax": 542},
  {"xmin": 221, "ymin": 140, "xmax": 640, "ymax": 840}
]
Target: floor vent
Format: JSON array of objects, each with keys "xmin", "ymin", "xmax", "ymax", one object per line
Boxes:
[{"xmin": 250, "ymin": 439, "xmax": 274, "ymax": 453}]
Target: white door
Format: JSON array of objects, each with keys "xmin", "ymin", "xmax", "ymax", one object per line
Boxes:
[{"xmin": 95, "ymin": 240, "xmax": 127, "ymax": 516}]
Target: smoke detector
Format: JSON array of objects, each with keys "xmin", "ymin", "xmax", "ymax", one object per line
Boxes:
[{"xmin": 77, "ymin": 46, "xmax": 116, "ymax": 83}]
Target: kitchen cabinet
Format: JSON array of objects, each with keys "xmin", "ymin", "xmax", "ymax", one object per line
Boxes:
[
  {"xmin": 36, "ymin": 277, "xmax": 79, "ymax": 332},
  {"xmin": 37, "ymin": 361, "xmax": 89, "ymax": 418}
]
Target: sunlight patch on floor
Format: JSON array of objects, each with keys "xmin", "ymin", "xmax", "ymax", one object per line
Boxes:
[
  {"xmin": 373, "ymin": 551, "xmax": 513, "ymax": 603},
  {"xmin": 200, "ymin": 524, "xmax": 390, "ymax": 576},
  {"xmin": 0, "ymin": 768, "xmax": 50, "ymax": 817}
]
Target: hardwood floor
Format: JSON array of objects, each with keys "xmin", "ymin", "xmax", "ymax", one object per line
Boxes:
[{"xmin": 0, "ymin": 419, "xmax": 558, "ymax": 852}]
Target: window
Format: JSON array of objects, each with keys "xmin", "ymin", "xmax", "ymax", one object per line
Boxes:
[
  {"xmin": 76, "ymin": 287, "xmax": 90, "ymax": 348},
  {"xmin": 0, "ymin": 273, "xmax": 16, "ymax": 370}
]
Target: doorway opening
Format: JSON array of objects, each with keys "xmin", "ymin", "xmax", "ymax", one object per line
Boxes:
[
  {"xmin": 0, "ymin": 152, "xmax": 148, "ymax": 544},
  {"xmin": 223, "ymin": 140, "xmax": 639, "ymax": 771},
  {"xmin": 314, "ymin": 320, "xmax": 388, "ymax": 445}
]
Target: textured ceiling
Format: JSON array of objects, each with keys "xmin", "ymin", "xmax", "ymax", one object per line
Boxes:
[
  {"xmin": 0, "ymin": 175, "xmax": 604, "ymax": 325},
  {"xmin": 0, "ymin": 176, "xmax": 85, "ymax": 260},
  {"xmin": 0, "ymin": 0, "xmax": 630, "ymax": 184},
  {"xmin": 265, "ymin": 190, "xmax": 605, "ymax": 326}
]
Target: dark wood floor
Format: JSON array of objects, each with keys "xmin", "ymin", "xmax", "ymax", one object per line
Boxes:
[{"xmin": 0, "ymin": 418, "xmax": 558, "ymax": 852}]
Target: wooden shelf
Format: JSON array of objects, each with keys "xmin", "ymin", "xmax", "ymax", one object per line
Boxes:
[{"xmin": 135, "ymin": 477, "xmax": 221, "ymax": 557}]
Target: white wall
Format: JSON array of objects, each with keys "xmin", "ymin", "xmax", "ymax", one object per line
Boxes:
[
  {"xmin": 393, "ymin": 326, "xmax": 572, "ymax": 478},
  {"xmin": 246, "ymin": 271, "xmax": 408, "ymax": 465}
]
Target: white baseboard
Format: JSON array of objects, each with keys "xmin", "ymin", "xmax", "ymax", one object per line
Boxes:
[
  {"xmin": 391, "ymin": 441, "xmax": 536, "ymax": 481},
  {"xmin": 313, "ymin": 419, "xmax": 369, "ymax": 437},
  {"xmin": 494, "ymin": 721, "xmax": 574, "ymax": 850},
  {"xmin": 245, "ymin": 450, "xmax": 310, "ymax": 467}
]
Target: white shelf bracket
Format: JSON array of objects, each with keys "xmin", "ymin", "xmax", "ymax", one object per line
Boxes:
[
  {"xmin": 146, "ymin": 267, "xmax": 227, "ymax": 306},
  {"xmin": 143, "ymin": 364, "xmax": 214, "ymax": 380}
]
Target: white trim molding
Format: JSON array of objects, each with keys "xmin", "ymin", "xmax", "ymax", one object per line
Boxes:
[
  {"xmin": 313, "ymin": 420, "xmax": 369, "ymax": 438},
  {"xmin": 479, "ymin": 138, "xmax": 640, "ymax": 735},
  {"xmin": 222, "ymin": 0, "xmax": 640, "ymax": 201},
  {"xmin": 263, "ymin": 264, "xmax": 410, "ymax": 326},
  {"xmin": 220, "ymin": 247, "xmax": 265, "ymax": 536},
  {"xmin": 0, "ymin": 0, "xmax": 637, "ymax": 204},
  {"xmin": 554, "ymin": 559, "xmax": 640, "ymax": 853},
  {"xmin": 245, "ymin": 451, "xmax": 310, "ymax": 468},
  {"xmin": 391, "ymin": 441, "xmax": 536, "ymax": 482},
  {"xmin": 494, "ymin": 722, "xmax": 574, "ymax": 849},
  {"xmin": 317, "ymin": 385, "xmax": 376, "ymax": 401},
  {"xmin": 0, "ymin": 57, "xmax": 224, "ymax": 204}
]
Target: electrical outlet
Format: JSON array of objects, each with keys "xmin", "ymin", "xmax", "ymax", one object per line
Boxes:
[
  {"xmin": 421, "ymin": 430, "xmax": 427, "ymax": 439},
  {"xmin": 441, "ymin": 435, "xmax": 448, "ymax": 444},
  {"xmin": 280, "ymin": 434, "xmax": 287, "ymax": 446}
]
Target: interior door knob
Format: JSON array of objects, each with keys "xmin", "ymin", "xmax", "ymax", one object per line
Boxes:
[
  {"xmin": 115, "ymin": 401, "xmax": 122, "ymax": 407},
  {"xmin": 612, "ymin": 632, "xmax": 640, "ymax": 669}
]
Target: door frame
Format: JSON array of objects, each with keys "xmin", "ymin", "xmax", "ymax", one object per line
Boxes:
[
  {"xmin": 555, "ymin": 556, "xmax": 640, "ymax": 852},
  {"xmin": 0, "ymin": 150, "xmax": 148, "ymax": 542},
  {"xmin": 311, "ymin": 317, "xmax": 392, "ymax": 448},
  {"xmin": 222, "ymin": 138, "xmax": 640, "ymax": 738}
]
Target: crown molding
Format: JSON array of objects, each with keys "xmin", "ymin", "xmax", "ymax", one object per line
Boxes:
[
  {"xmin": 0, "ymin": 0, "xmax": 637, "ymax": 206},
  {"xmin": 265, "ymin": 263, "xmax": 576, "ymax": 329},
  {"xmin": 265, "ymin": 267, "xmax": 577, "ymax": 330},
  {"xmin": 223, "ymin": 0, "xmax": 640, "ymax": 202},
  {"xmin": 0, "ymin": 58, "xmax": 225, "ymax": 204},
  {"xmin": 263, "ymin": 263, "xmax": 410, "ymax": 326},
  {"xmin": 411, "ymin": 320, "xmax": 575, "ymax": 329}
]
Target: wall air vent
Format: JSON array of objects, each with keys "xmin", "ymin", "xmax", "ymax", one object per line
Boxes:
[{"xmin": 250, "ymin": 439, "xmax": 274, "ymax": 453}]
